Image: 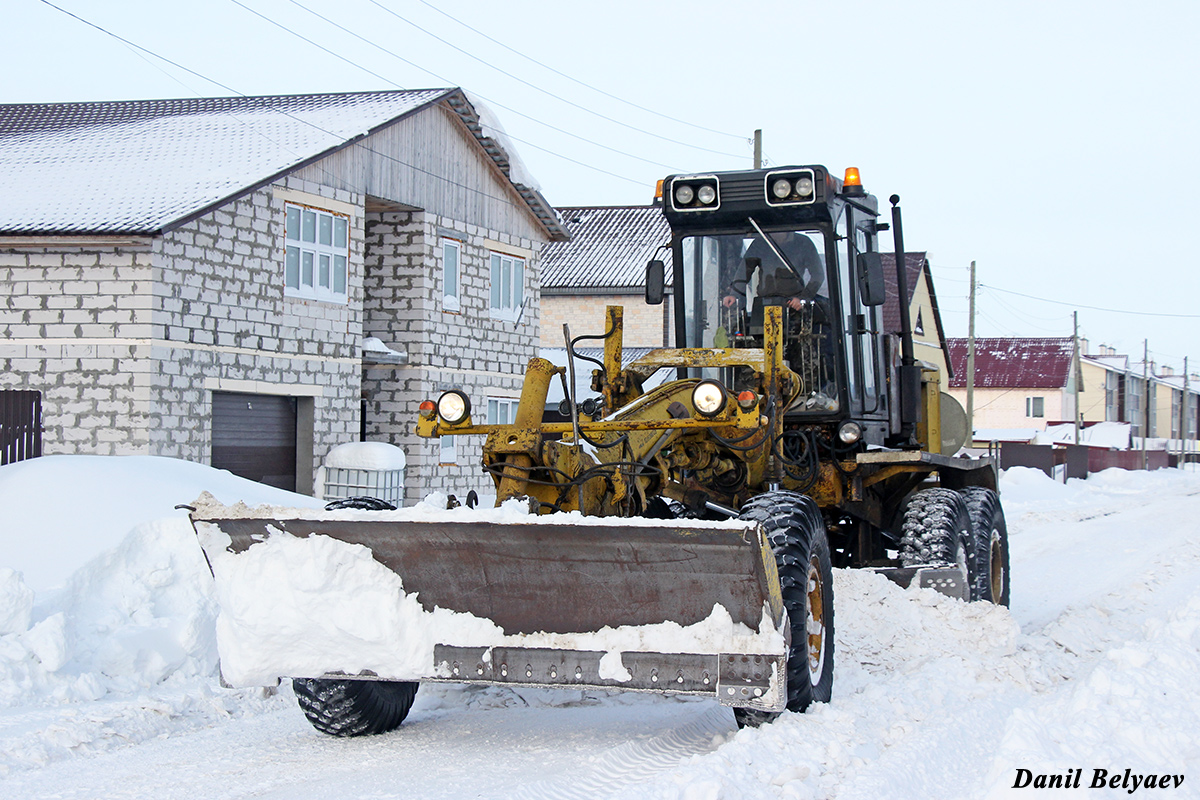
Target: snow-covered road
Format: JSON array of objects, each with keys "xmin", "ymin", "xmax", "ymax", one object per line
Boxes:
[{"xmin": 2, "ymin": 458, "xmax": 1198, "ymax": 799}]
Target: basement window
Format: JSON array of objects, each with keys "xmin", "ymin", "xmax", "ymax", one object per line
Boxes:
[{"xmin": 285, "ymin": 203, "xmax": 349, "ymax": 303}]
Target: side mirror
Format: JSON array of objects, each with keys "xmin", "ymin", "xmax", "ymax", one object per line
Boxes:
[
  {"xmin": 645, "ymin": 259, "xmax": 665, "ymax": 305},
  {"xmin": 857, "ymin": 252, "xmax": 886, "ymax": 307}
]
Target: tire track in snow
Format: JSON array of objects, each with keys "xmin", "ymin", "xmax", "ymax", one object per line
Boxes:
[{"xmin": 512, "ymin": 703, "xmax": 735, "ymax": 799}]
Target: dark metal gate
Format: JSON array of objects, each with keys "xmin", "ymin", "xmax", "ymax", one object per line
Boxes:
[{"xmin": 0, "ymin": 390, "xmax": 43, "ymax": 466}]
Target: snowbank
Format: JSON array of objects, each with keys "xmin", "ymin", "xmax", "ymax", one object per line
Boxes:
[
  {"xmin": 2, "ymin": 454, "xmax": 1200, "ymax": 793},
  {"xmin": 0, "ymin": 455, "xmax": 322, "ymax": 593}
]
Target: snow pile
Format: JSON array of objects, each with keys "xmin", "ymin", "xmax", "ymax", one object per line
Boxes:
[
  {"xmin": 321, "ymin": 440, "xmax": 407, "ymax": 471},
  {"xmin": 0, "ymin": 455, "xmax": 322, "ymax": 593}
]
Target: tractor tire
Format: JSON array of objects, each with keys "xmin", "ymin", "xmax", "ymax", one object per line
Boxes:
[
  {"xmin": 732, "ymin": 490, "xmax": 834, "ymax": 728},
  {"xmin": 961, "ymin": 487, "xmax": 1010, "ymax": 606},
  {"xmin": 293, "ymin": 678, "xmax": 419, "ymax": 737},
  {"xmin": 899, "ymin": 488, "xmax": 972, "ymax": 572}
]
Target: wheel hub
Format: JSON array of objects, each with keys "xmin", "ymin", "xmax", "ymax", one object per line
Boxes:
[{"xmin": 807, "ymin": 554, "xmax": 825, "ymax": 684}]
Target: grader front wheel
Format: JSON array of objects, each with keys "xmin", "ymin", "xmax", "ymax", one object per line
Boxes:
[{"xmin": 732, "ymin": 491, "xmax": 834, "ymax": 728}]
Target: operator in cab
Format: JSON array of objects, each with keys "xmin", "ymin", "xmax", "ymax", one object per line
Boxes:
[{"xmin": 720, "ymin": 230, "xmax": 826, "ymax": 313}]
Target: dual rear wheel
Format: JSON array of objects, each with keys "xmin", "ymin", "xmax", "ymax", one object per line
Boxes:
[{"xmin": 900, "ymin": 487, "xmax": 1009, "ymax": 606}]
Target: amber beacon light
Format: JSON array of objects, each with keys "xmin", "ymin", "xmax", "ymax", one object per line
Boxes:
[{"xmin": 842, "ymin": 167, "xmax": 865, "ymax": 196}]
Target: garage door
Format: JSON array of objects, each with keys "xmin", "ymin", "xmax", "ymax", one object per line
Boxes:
[{"xmin": 211, "ymin": 392, "xmax": 297, "ymax": 491}]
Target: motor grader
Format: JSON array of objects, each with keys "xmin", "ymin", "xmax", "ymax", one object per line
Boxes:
[{"xmin": 190, "ymin": 165, "xmax": 1008, "ymax": 736}]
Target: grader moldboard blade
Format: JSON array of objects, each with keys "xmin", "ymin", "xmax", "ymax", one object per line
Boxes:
[{"xmin": 189, "ymin": 495, "xmax": 789, "ymax": 712}]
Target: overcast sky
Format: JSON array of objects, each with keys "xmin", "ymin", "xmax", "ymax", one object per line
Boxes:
[{"xmin": 6, "ymin": 0, "xmax": 1198, "ymax": 372}]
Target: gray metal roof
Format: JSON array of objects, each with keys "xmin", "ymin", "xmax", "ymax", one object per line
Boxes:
[
  {"xmin": 540, "ymin": 205, "xmax": 672, "ymax": 293},
  {"xmin": 0, "ymin": 89, "xmax": 568, "ymax": 240}
]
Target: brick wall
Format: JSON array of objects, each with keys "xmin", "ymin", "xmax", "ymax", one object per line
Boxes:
[
  {"xmin": 540, "ymin": 293, "xmax": 672, "ymax": 349},
  {"xmin": 0, "ymin": 178, "xmax": 363, "ymax": 479},
  {"xmin": 0, "ymin": 244, "xmax": 157, "ymax": 453},
  {"xmin": 360, "ymin": 210, "xmax": 542, "ymax": 505}
]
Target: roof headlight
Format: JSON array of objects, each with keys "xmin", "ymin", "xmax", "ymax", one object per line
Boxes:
[
  {"xmin": 436, "ymin": 390, "xmax": 471, "ymax": 425},
  {"xmin": 795, "ymin": 176, "xmax": 815, "ymax": 196},
  {"xmin": 837, "ymin": 420, "xmax": 863, "ymax": 445},
  {"xmin": 697, "ymin": 184, "xmax": 717, "ymax": 205},
  {"xmin": 771, "ymin": 178, "xmax": 792, "ymax": 199},
  {"xmin": 674, "ymin": 184, "xmax": 695, "ymax": 205},
  {"xmin": 692, "ymin": 380, "xmax": 728, "ymax": 417}
]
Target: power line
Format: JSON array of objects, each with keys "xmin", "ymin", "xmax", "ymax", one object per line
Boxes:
[
  {"xmin": 231, "ymin": 0, "xmax": 682, "ymax": 174},
  {"xmin": 980, "ymin": 282, "xmax": 1200, "ymax": 319},
  {"xmin": 352, "ymin": 0, "xmax": 747, "ymax": 160},
  {"xmin": 411, "ymin": 0, "xmax": 747, "ymax": 143},
  {"xmin": 36, "ymin": 0, "xmax": 550, "ymax": 212}
]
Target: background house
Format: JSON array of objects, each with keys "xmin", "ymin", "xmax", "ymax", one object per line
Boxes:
[
  {"xmin": 945, "ymin": 337, "xmax": 1081, "ymax": 433},
  {"xmin": 0, "ymin": 89, "xmax": 567, "ymax": 503},
  {"xmin": 880, "ymin": 252, "xmax": 952, "ymax": 379},
  {"xmin": 539, "ymin": 205, "xmax": 672, "ymax": 349}
]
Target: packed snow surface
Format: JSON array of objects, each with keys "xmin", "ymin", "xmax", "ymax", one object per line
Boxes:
[{"xmin": 1, "ymin": 458, "xmax": 1198, "ymax": 799}]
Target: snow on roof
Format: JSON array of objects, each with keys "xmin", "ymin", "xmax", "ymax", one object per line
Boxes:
[
  {"xmin": 540, "ymin": 206, "xmax": 672, "ymax": 293},
  {"xmin": 1034, "ymin": 421, "xmax": 1131, "ymax": 449},
  {"xmin": 947, "ymin": 337, "xmax": 1076, "ymax": 389},
  {"xmin": 1084, "ymin": 354, "xmax": 1130, "ymax": 371},
  {"xmin": 0, "ymin": 89, "xmax": 568, "ymax": 240},
  {"xmin": 973, "ymin": 428, "xmax": 1040, "ymax": 443}
]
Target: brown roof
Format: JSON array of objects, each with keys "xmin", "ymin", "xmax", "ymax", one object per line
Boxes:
[{"xmin": 946, "ymin": 337, "xmax": 1077, "ymax": 389}]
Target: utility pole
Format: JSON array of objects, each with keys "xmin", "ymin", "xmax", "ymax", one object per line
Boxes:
[
  {"xmin": 1142, "ymin": 339, "xmax": 1149, "ymax": 470},
  {"xmin": 966, "ymin": 261, "xmax": 976, "ymax": 443},
  {"xmin": 753, "ymin": 129, "xmax": 762, "ymax": 169},
  {"xmin": 1183, "ymin": 356, "xmax": 1190, "ymax": 468},
  {"xmin": 1073, "ymin": 311, "xmax": 1081, "ymax": 445}
]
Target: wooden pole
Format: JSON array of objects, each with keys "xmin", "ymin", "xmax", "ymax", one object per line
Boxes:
[{"xmin": 966, "ymin": 261, "xmax": 976, "ymax": 443}]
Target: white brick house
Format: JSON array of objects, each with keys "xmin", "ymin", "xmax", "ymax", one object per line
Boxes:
[{"xmin": 0, "ymin": 89, "xmax": 567, "ymax": 503}]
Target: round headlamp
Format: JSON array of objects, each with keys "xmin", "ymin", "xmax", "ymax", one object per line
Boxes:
[
  {"xmin": 771, "ymin": 178, "xmax": 792, "ymax": 199},
  {"xmin": 674, "ymin": 184, "xmax": 695, "ymax": 205},
  {"xmin": 436, "ymin": 390, "xmax": 471, "ymax": 425},
  {"xmin": 795, "ymin": 176, "xmax": 815, "ymax": 196},
  {"xmin": 691, "ymin": 380, "xmax": 727, "ymax": 417},
  {"xmin": 837, "ymin": 420, "xmax": 863, "ymax": 445},
  {"xmin": 697, "ymin": 184, "xmax": 717, "ymax": 205}
]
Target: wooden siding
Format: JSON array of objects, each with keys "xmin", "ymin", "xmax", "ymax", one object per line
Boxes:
[{"xmin": 291, "ymin": 102, "xmax": 546, "ymax": 243}]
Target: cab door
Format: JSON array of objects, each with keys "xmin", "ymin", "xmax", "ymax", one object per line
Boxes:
[{"xmin": 837, "ymin": 207, "xmax": 888, "ymax": 436}]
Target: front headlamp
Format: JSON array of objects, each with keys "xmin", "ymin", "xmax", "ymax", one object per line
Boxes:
[
  {"xmin": 837, "ymin": 420, "xmax": 863, "ymax": 445},
  {"xmin": 436, "ymin": 390, "xmax": 471, "ymax": 425},
  {"xmin": 692, "ymin": 380, "xmax": 728, "ymax": 417}
]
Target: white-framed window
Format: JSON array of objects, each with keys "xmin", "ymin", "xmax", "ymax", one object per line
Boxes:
[
  {"xmin": 285, "ymin": 203, "xmax": 349, "ymax": 303},
  {"xmin": 488, "ymin": 397, "xmax": 520, "ymax": 426},
  {"xmin": 489, "ymin": 252, "xmax": 525, "ymax": 321},
  {"xmin": 440, "ymin": 434, "xmax": 457, "ymax": 464},
  {"xmin": 1026, "ymin": 396, "xmax": 1045, "ymax": 418},
  {"xmin": 442, "ymin": 238, "xmax": 461, "ymax": 312}
]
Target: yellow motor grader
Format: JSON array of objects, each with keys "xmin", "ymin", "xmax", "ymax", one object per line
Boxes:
[{"xmin": 191, "ymin": 165, "xmax": 1007, "ymax": 735}]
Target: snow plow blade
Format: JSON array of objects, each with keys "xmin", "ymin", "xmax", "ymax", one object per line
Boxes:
[{"xmin": 189, "ymin": 498, "xmax": 788, "ymax": 711}]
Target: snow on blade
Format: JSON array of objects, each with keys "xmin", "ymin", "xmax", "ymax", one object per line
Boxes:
[{"xmin": 198, "ymin": 513, "xmax": 785, "ymax": 687}]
